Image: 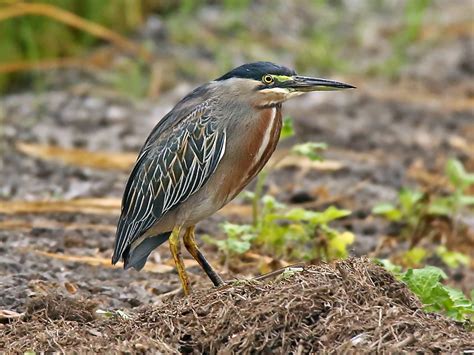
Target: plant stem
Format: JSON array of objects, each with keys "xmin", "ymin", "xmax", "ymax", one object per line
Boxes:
[{"xmin": 252, "ymin": 170, "xmax": 268, "ymax": 226}]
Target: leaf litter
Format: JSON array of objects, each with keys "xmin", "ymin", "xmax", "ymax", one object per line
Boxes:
[{"xmin": 1, "ymin": 258, "xmax": 472, "ymax": 353}]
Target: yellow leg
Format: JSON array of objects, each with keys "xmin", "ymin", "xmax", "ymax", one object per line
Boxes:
[
  {"xmin": 183, "ymin": 226, "xmax": 224, "ymax": 287},
  {"xmin": 169, "ymin": 226, "xmax": 190, "ymax": 295}
]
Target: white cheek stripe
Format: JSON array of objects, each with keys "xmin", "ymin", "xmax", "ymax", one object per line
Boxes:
[
  {"xmin": 259, "ymin": 88, "xmax": 290, "ymax": 95},
  {"xmin": 254, "ymin": 107, "xmax": 276, "ymax": 163}
]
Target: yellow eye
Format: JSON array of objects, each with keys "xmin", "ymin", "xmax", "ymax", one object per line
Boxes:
[{"xmin": 262, "ymin": 74, "xmax": 274, "ymax": 84}]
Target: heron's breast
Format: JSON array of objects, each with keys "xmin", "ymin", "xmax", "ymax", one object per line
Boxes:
[{"xmin": 217, "ymin": 106, "xmax": 282, "ymax": 203}]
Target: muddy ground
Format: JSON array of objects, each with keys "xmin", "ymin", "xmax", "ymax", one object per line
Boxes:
[{"xmin": 1, "ymin": 1, "xmax": 473, "ymax": 353}]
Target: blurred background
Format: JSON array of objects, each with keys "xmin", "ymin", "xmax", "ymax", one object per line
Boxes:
[{"xmin": 0, "ymin": 0, "xmax": 473, "ymax": 316}]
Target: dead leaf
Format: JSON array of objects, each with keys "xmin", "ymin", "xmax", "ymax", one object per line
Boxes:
[
  {"xmin": 0, "ymin": 309, "xmax": 24, "ymax": 322},
  {"xmin": 407, "ymin": 161, "xmax": 449, "ymax": 190},
  {"xmin": 0, "ymin": 219, "xmax": 116, "ymax": 232},
  {"xmin": 0, "ymin": 198, "xmax": 121, "ymax": 215},
  {"xmin": 448, "ymin": 135, "xmax": 474, "ymax": 159},
  {"xmin": 419, "ymin": 20, "xmax": 474, "ymax": 40},
  {"xmin": 64, "ymin": 282, "xmax": 78, "ymax": 294},
  {"xmin": 16, "ymin": 142, "xmax": 137, "ymax": 171},
  {"xmin": 219, "ymin": 204, "xmax": 253, "ymax": 217},
  {"xmin": 275, "ymin": 157, "xmax": 345, "ymax": 171},
  {"xmin": 0, "ymin": 198, "xmax": 255, "ymax": 219},
  {"xmin": 32, "ymin": 250, "xmax": 198, "ymax": 273}
]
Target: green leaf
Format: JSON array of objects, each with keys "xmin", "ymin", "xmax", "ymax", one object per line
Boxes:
[
  {"xmin": 115, "ymin": 310, "xmax": 132, "ymax": 320},
  {"xmin": 372, "ymin": 203, "xmax": 402, "ymax": 221},
  {"xmin": 280, "ymin": 116, "xmax": 294, "ymax": 140},
  {"xmin": 376, "ymin": 258, "xmax": 403, "ymax": 275},
  {"xmin": 327, "ymin": 231, "xmax": 354, "ymax": 258},
  {"xmin": 398, "ymin": 265, "xmax": 473, "ymax": 320},
  {"xmin": 428, "ymin": 197, "xmax": 455, "ymax": 216},
  {"xmin": 435, "ymin": 246, "xmax": 470, "ymax": 268},
  {"xmin": 402, "ymin": 247, "xmax": 428, "ymax": 266},
  {"xmin": 291, "ymin": 142, "xmax": 327, "ymax": 161},
  {"xmin": 284, "ymin": 206, "xmax": 350, "ymax": 225},
  {"xmin": 240, "ymin": 190, "xmax": 255, "ymax": 201},
  {"xmin": 262, "ymin": 195, "xmax": 286, "ymax": 212},
  {"xmin": 459, "ymin": 195, "xmax": 474, "ymax": 207},
  {"xmin": 401, "ymin": 266, "xmax": 447, "ymax": 305},
  {"xmin": 445, "ymin": 286, "xmax": 473, "ymax": 308},
  {"xmin": 285, "ymin": 208, "xmax": 318, "ymax": 222},
  {"xmin": 221, "ymin": 222, "xmax": 254, "ymax": 238},
  {"xmin": 315, "ymin": 206, "xmax": 351, "ymax": 224},
  {"xmin": 227, "ymin": 238, "xmax": 252, "ymax": 254},
  {"xmin": 445, "ymin": 158, "xmax": 474, "ymax": 189},
  {"xmin": 398, "ymin": 189, "xmax": 423, "ymax": 213},
  {"xmin": 275, "ymin": 266, "xmax": 304, "ymax": 282}
]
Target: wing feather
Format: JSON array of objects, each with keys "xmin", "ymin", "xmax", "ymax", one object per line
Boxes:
[{"xmin": 112, "ymin": 101, "xmax": 226, "ymax": 264}]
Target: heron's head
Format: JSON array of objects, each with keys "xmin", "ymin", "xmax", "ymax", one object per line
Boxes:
[{"xmin": 215, "ymin": 61, "xmax": 354, "ymax": 108}]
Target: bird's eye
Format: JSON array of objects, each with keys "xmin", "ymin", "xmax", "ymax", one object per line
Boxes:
[{"xmin": 262, "ymin": 74, "xmax": 274, "ymax": 84}]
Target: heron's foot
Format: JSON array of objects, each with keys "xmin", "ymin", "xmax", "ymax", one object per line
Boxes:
[
  {"xmin": 183, "ymin": 226, "xmax": 224, "ymax": 287},
  {"xmin": 169, "ymin": 226, "xmax": 190, "ymax": 296}
]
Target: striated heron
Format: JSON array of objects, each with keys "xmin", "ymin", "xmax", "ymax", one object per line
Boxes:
[{"xmin": 112, "ymin": 62, "xmax": 354, "ymax": 295}]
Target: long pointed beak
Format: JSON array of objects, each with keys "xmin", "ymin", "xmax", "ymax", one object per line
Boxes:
[{"xmin": 285, "ymin": 76, "xmax": 355, "ymax": 92}]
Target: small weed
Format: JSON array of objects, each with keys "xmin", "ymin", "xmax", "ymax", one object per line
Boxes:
[
  {"xmin": 291, "ymin": 142, "xmax": 327, "ymax": 162},
  {"xmin": 210, "ymin": 193, "xmax": 353, "ymax": 263},
  {"xmin": 96, "ymin": 309, "xmax": 131, "ymax": 320},
  {"xmin": 377, "ymin": 260, "xmax": 473, "ymax": 323},
  {"xmin": 275, "ymin": 266, "xmax": 304, "ymax": 282},
  {"xmin": 202, "ymin": 223, "xmax": 256, "ymax": 259}
]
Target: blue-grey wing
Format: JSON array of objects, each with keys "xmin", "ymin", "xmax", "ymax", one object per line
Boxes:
[{"xmin": 112, "ymin": 101, "xmax": 226, "ymax": 264}]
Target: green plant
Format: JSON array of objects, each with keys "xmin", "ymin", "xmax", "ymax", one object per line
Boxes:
[
  {"xmin": 202, "ymin": 223, "xmax": 256, "ymax": 260},
  {"xmin": 217, "ymin": 193, "xmax": 354, "ymax": 262},
  {"xmin": 372, "ymin": 158, "xmax": 474, "ymax": 240},
  {"xmin": 435, "ymin": 246, "xmax": 470, "ymax": 269},
  {"xmin": 291, "ymin": 142, "xmax": 328, "ymax": 161},
  {"xmin": 398, "ymin": 245, "xmax": 469, "ymax": 269},
  {"xmin": 430, "ymin": 159, "xmax": 474, "ymax": 216},
  {"xmin": 377, "ymin": 260, "xmax": 474, "ymax": 323}
]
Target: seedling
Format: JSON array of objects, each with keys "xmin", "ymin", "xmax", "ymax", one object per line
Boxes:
[{"xmin": 209, "ymin": 193, "xmax": 353, "ymax": 263}]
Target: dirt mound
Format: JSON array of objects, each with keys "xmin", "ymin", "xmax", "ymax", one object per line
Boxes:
[
  {"xmin": 24, "ymin": 292, "xmax": 98, "ymax": 323},
  {"xmin": 2, "ymin": 258, "xmax": 472, "ymax": 353}
]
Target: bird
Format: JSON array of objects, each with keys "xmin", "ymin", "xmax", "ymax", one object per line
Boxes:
[{"xmin": 112, "ymin": 61, "xmax": 354, "ymax": 295}]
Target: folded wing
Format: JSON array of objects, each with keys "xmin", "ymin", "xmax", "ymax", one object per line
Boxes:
[{"xmin": 112, "ymin": 101, "xmax": 226, "ymax": 264}]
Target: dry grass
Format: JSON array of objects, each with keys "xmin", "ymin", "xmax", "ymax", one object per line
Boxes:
[{"xmin": 1, "ymin": 258, "xmax": 472, "ymax": 353}]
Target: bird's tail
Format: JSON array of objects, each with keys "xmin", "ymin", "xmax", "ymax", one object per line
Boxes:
[{"xmin": 119, "ymin": 232, "xmax": 171, "ymax": 271}]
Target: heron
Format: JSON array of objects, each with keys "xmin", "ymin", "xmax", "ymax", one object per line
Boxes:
[{"xmin": 112, "ymin": 62, "xmax": 354, "ymax": 295}]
